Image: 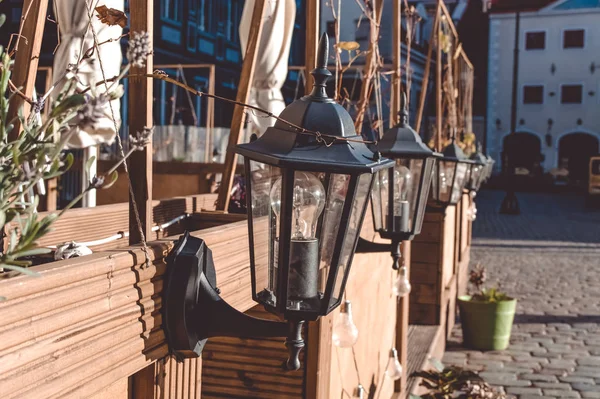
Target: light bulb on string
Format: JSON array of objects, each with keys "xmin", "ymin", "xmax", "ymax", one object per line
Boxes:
[
  {"xmin": 393, "ymin": 265, "xmax": 412, "ymax": 297},
  {"xmin": 384, "ymin": 348, "xmax": 403, "ymax": 380},
  {"xmin": 332, "ymin": 300, "xmax": 359, "ymax": 348}
]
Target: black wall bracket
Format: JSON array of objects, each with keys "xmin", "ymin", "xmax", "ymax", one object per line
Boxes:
[
  {"xmin": 355, "ymin": 237, "xmax": 403, "ymax": 270},
  {"xmin": 164, "ymin": 232, "xmax": 305, "ymax": 370}
]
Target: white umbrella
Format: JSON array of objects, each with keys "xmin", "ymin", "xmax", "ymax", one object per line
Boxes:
[
  {"xmin": 52, "ymin": 0, "xmax": 124, "ymax": 206},
  {"xmin": 239, "ymin": 0, "xmax": 296, "ymax": 137}
]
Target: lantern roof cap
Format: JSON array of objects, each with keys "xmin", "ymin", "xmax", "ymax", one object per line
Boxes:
[
  {"xmin": 274, "ymin": 33, "xmax": 356, "ymax": 138},
  {"xmin": 378, "ymin": 92, "xmax": 441, "ymax": 158},
  {"xmin": 236, "ymin": 33, "xmax": 393, "ymax": 174},
  {"xmin": 441, "ymin": 139, "xmax": 475, "ymax": 163}
]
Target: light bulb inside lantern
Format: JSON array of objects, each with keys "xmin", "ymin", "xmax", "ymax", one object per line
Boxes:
[
  {"xmin": 385, "ymin": 348, "xmax": 403, "ymax": 380},
  {"xmin": 270, "ymin": 172, "xmax": 326, "ymax": 303},
  {"xmin": 393, "ymin": 164, "xmax": 412, "ymax": 232},
  {"xmin": 333, "ymin": 300, "xmax": 359, "ymax": 348},
  {"xmin": 270, "ymin": 172, "xmax": 326, "ymax": 240},
  {"xmin": 393, "ymin": 266, "xmax": 412, "ymax": 297}
]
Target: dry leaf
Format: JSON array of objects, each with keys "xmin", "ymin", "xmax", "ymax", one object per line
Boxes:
[
  {"xmin": 338, "ymin": 41, "xmax": 360, "ymax": 51},
  {"xmin": 95, "ymin": 6, "xmax": 128, "ymax": 29}
]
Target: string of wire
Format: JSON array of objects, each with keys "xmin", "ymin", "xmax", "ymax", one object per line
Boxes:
[{"xmin": 88, "ymin": 72, "xmax": 379, "ymax": 148}]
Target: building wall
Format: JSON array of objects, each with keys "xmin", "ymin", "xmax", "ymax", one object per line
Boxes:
[{"xmin": 487, "ymin": 5, "xmax": 600, "ymax": 174}]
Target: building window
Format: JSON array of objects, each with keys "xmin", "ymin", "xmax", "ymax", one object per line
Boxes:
[
  {"xmin": 162, "ymin": 0, "xmax": 182, "ymax": 23},
  {"xmin": 523, "ymin": 85, "xmax": 544, "ymax": 104},
  {"xmin": 561, "ymin": 84, "xmax": 583, "ymax": 104},
  {"xmin": 525, "ymin": 31, "xmax": 545, "ymax": 50},
  {"xmin": 199, "ymin": 0, "xmax": 213, "ymax": 32},
  {"xmin": 563, "ymin": 29, "xmax": 585, "ymax": 49}
]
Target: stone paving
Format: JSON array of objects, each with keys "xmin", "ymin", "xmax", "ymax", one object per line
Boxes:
[{"xmin": 443, "ymin": 190, "xmax": 600, "ymax": 399}]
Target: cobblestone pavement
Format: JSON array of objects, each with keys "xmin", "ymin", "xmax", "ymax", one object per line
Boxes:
[{"xmin": 443, "ymin": 190, "xmax": 600, "ymax": 399}]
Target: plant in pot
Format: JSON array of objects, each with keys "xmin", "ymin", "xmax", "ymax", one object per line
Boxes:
[
  {"xmin": 410, "ymin": 360, "xmax": 508, "ymax": 399},
  {"xmin": 457, "ymin": 264, "xmax": 517, "ymax": 351}
]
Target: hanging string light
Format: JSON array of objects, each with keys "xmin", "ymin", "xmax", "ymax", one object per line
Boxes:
[
  {"xmin": 333, "ymin": 300, "xmax": 359, "ymax": 348},
  {"xmin": 393, "ymin": 264, "xmax": 412, "ymax": 297},
  {"xmin": 384, "ymin": 348, "xmax": 403, "ymax": 380}
]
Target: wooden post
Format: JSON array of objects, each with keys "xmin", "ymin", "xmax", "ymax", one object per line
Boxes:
[
  {"xmin": 435, "ymin": 2, "xmax": 443, "ymax": 152},
  {"xmin": 7, "ymin": 0, "xmax": 49, "ymax": 140},
  {"xmin": 390, "ymin": 0, "xmax": 401, "ymax": 128},
  {"xmin": 128, "ymin": 0, "xmax": 155, "ymax": 393},
  {"xmin": 207, "ymin": 65, "xmax": 216, "ymax": 163},
  {"xmin": 305, "ymin": 0, "xmax": 320, "ymax": 92},
  {"xmin": 415, "ymin": 5, "xmax": 440, "ymax": 134},
  {"xmin": 354, "ymin": 0, "xmax": 385, "ymax": 134},
  {"xmin": 390, "ymin": 0, "xmax": 409, "ymax": 394},
  {"xmin": 216, "ymin": 0, "xmax": 268, "ymax": 212},
  {"xmin": 128, "ymin": 0, "xmax": 154, "ymax": 245},
  {"xmin": 396, "ymin": 242, "xmax": 411, "ymax": 394}
]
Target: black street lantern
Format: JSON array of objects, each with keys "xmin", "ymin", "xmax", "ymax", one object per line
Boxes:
[
  {"xmin": 163, "ymin": 33, "xmax": 393, "ymax": 372},
  {"xmin": 465, "ymin": 149, "xmax": 487, "ymax": 193},
  {"xmin": 431, "ymin": 138, "xmax": 475, "ymax": 206},
  {"xmin": 236, "ymin": 32, "xmax": 392, "ymax": 322},
  {"xmin": 484, "ymin": 155, "xmax": 495, "ymax": 181},
  {"xmin": 363, "ymin": 93, "xmax": 440, "ymax": 269}
]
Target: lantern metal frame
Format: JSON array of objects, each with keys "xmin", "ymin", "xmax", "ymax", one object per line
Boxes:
[
  {"xmin": 465, "ymin": 149, "xmax": 487, "ymax": 193},
  {"xmin": 357, "ymin": 92, "xmax": 440, "ymax": 270},
  {"xmin": 430, "ymin": 139, "xmax": 476, "ymax": 207},
  {"xmin": 164, "ymin": 33, "xmax": 393, "ymax": 372}
]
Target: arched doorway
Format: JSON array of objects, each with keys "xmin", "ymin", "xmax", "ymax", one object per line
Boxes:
[
  {"xmin": 502, "ymin": 132, "xmax": 543, "ymax": 177},
  {"xmin": 558, "ymin": 133, "xmax": 600, "ymax": 185}
]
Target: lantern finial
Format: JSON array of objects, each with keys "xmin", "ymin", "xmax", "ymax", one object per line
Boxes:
[
  {"xmin": 400, "ymin": 91, "xmax": 409, "ymax": 126},
  {"xmin": 310, "ymin": 33, "xmax": 333, "ymax": 100}
]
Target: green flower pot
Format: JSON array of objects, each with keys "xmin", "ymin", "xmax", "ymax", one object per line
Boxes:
[{"xmin": 457, "ymin": 295, "xmax": 517, "ymax": 351}]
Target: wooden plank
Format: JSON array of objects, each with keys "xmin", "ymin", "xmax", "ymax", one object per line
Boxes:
[
  {"xmin": 406, "ymin": 325, "xmax": 445, "ymax": 397},
  {"xmin": 305, "ymin": 0, "xmax": 320, "ymax": 92},
  {"xmin": 7, "ymin": 194, "xmax": 217, "ymax": 252},
  {"xmin": 128, "ymin": 0, "xmax": 154, "ymax": 244},
  {"xmin": 415, "ymin": 5, "xmax": 440, "ymax": 133},
  {"xmin": 216, "ymin": 0, "xmax": 268, "ymax": 211},
  {"xmin": 435, "ymin": 1, "xmax": 443, "ymax": 151},
  {"xmin": 201, "ymin": 306, "xmax": 304, "ymax": 398},
  {"xmin": 207, "ymin": 65, "xmax": 216, "ymax": 164},
  {"xmin": 390, "ymin": 0, "xmax": 402, "ymax": 127},
  {"xmin": 397, "ymin": 242, "xmax": 410, "ymax": 394},
  {"xmin": 305, "ymin": 306, "xmax": 333, "ymax": 399},
  {"xmin": 0, "ymin": 218, "xmax": 263, "ymax": 399},
  {"xmin": 7, "ymin": 0, "xmax": 49, "ymax": 140}
]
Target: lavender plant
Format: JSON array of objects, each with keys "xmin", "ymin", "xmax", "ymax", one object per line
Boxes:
[{"xmin": 0, "ymin": 9, "xmax": 151, "ymax": 275}]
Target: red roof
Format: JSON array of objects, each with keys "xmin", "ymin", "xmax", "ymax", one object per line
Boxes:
[{"xmin": 489, "ymin": 0, "xmax": 557, "ymax": 13}]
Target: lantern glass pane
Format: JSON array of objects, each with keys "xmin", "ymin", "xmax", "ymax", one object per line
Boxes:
[
  {"xmin": 282, "ymin": 171, "xmax": 328, "ymax": 312},
  {"xmin": 371, "ymin": 172, "xmax": 383, "ymax": 231},
  {"xmin": 331, "ymin": 173, "xmax": 372, "ymax": 309},
  {"xmin": 379, "ymin": 170, "xmax": 390, "ymax": 231},
  {"xmin": 451, "ymin": 163, "xmax": 469, "ymax": 203},
  {"xmin": 387, "ymin": 159, "xmax": 423, "ymax": 233},
  {"xmin": 318, "ymin": 174, "xmax": 349, "ymax": 275},
  {"xmin": 434, "ymin": 160, "xmax": 456, "ymax": 203},
  {"xmin": 249, "ymin": 161, "xmax": 281, "ymax": 308},
  {"xmin": 412, "ymin": 157, "xmax": 436, "ymax": 234}
]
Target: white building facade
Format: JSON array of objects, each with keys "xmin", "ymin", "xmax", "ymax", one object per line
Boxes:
[{"xmin": 487, "ymin": 0, "xmax": 600, "ymax": 181}]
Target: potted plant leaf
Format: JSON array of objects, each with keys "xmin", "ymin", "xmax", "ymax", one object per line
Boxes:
[
  {"xmin": 410, "ymin": 359, "xmax": 508, "ymax": 399},
  {"xmin": 457, "ymin": 264, "xmax": 517, "ymax": 351}
]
